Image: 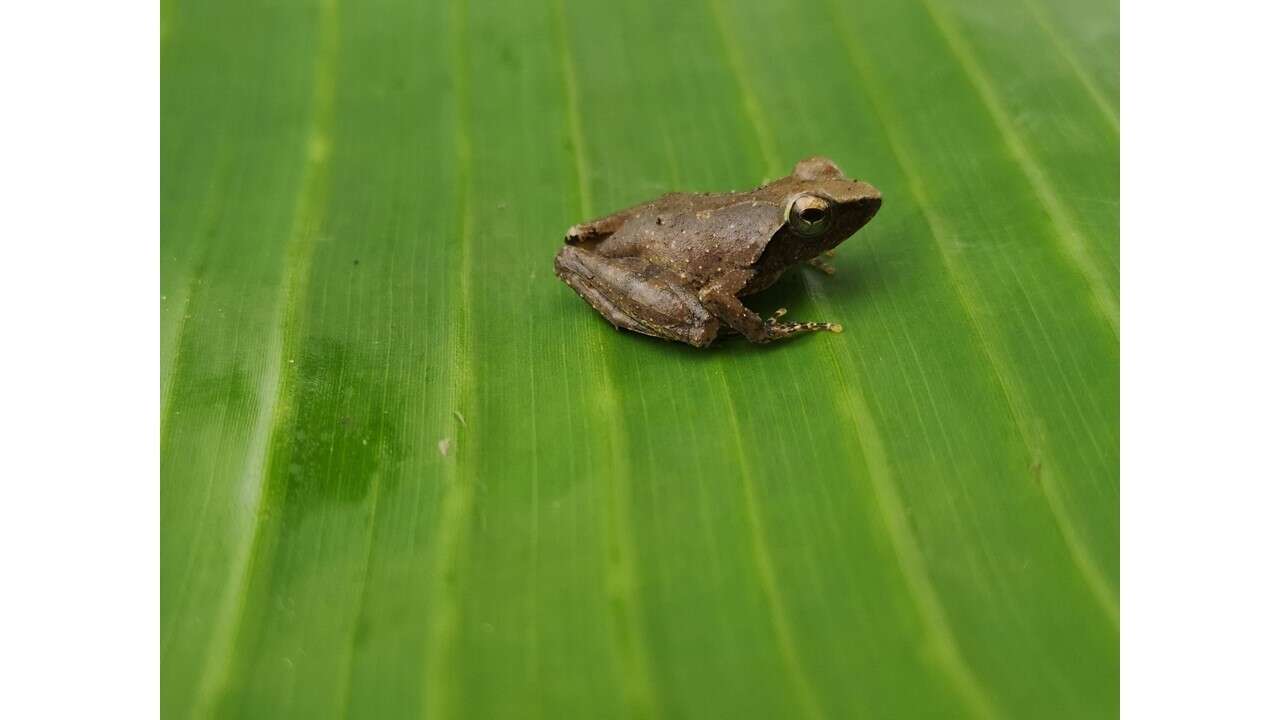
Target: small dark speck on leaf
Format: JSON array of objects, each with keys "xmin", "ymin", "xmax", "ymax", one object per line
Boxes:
[{"xmin": 353, "ymin": 259, "xmax": 360, "ymax": 266}]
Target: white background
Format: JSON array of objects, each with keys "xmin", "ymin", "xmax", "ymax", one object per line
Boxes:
[
  {"xmin": 0, "ymin": 0, "xmax": 1277, "ymax": 717},
  {"xmin": 1122, "ymin": 0, "xmax": 1280, "ymax": 716},
  {"xmin": 0, "ymin": 1, "xmax": 158, "ymax": 717}
]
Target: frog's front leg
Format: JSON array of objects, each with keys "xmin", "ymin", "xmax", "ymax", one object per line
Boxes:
[
  {"xmin": 806, "ymin": 249, "xmax": 839, "ymax": 275},
  {"xmin": 698, "ymin": 270, "xmax": 842, "ymax": 344},
  {"xmin": 554, "ymin": 246, "xmax": 720, "ymax": 347}
]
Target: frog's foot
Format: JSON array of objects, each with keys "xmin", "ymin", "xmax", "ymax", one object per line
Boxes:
[
  {"xmin": 765, "ymin": 308, "xmax": 842, "ymax": 339},
  {"xmin": 700, "ymin": 275, "xmax": 843, "ymax": 345},
  {"xmin": 807, "ymin": 257, "xmax": 836, "ymax": 275}
]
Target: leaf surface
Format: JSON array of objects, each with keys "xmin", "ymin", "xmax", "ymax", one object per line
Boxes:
[{"xmin": 161, "ymin": 0, "xmax": 1119, "ymax": 717}]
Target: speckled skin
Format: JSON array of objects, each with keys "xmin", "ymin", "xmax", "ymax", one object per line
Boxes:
[{"xmin": 554, "ymin": 157, "xmax": 882, "ymax": 347}]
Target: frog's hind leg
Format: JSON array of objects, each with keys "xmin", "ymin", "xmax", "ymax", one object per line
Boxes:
[
  {"xmin": 564, "ymin": 209, "xmax": 628, "ymax": 247},
  {"xmin": 554, "ymin": 246, "xmax": 720, "ymax": 347},
  {"xmin": 564, "ymin": 195, "xmax": 670, "ymax": 246},
  {"xmin": 556, "ymin": 262, "xmax": 653, "ymax": 337}
]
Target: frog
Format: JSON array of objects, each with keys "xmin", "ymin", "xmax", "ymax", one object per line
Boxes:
[{"xmin": 553, "ymin": 156, "xmax": 882, "ymax": 347}]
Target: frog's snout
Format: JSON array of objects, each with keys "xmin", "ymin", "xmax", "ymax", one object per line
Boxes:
[
  {"xmin": 855, "ymin": 182, "xmax": 882, "ymax": 218},
  {"xmin": 828, "ymin": 179, "xmax": 881, "ymax": 210}
]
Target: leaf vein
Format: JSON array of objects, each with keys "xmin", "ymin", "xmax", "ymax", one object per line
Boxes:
[
  {"xmin": 188, "ymin": 0, "xmax": 341, "ymax": 713},
  {"xmin": 716, "ymin": 368, "xmax": 828, "ymax": 720},
  {"xmin": 826, "ymin": 0, "xmax": 1119, "ymax": 628},
  {"xmin": 919, "ymin": 0, "xmax": 1119, "ymax": 335},
  {"xmin": 422, "ymin": 0, "xmax": 480, "ymax": 715},
  {"xmin": 1021, "ymin": 0, "xmax": 1119, "ymax": 133},
  {"xmin": 552, "ymin": 1, "xmax": 659, "ymax": 716},
  {"xmin": 713, "ymin": 3, "xmax": 1001, "ymax": 716}
]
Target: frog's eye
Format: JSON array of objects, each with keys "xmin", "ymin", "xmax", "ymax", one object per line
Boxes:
[{"xmin": 786, "ymin": 194, "xmax": 833, "ymax": 237}]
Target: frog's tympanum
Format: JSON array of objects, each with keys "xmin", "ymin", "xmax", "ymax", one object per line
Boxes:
[{"xmin": 554, "ymin": 156, "xmax": 882, "ymax": 347}]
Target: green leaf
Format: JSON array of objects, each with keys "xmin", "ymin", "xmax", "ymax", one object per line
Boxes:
[{"xmin": 161, "ymin": 0, "xmax": 1118, "ymax": 717}]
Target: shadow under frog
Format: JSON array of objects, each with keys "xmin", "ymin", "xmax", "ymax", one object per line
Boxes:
[{"xmin": 555, "ymin": 156, "xmax": 882, "ymax": 348}]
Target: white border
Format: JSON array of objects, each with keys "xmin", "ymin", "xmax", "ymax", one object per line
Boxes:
[
  {"xmin": 0, "ymin": 0, "xmax": 1277, "ymax": 717},
  {"xmin": 0, "ymin": 1, "xmax": 158, "ymax": 717},
  {"xmin": 1123, "ymin": 0, "xmax": 1280, "ymax": 717}
]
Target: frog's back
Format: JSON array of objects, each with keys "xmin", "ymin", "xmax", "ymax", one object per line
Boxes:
[{"xmin": 595, "ymin": 193, "xmax": 785, "ymax": 283}]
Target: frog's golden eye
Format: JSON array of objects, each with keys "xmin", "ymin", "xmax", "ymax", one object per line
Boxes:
[{"xmin": 786, "ymin": 194, "xmax": 833, "ymax": 237}]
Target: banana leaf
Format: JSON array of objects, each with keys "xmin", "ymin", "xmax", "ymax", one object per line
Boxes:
[{"xmin": 161, "ymin": 0, "xmax": 1119, "ymax": 716}]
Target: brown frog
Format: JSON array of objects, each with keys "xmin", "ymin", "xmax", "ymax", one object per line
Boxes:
[{"xmin": 554, "ymin": 156, "xmax": 882, "ymax": 347}]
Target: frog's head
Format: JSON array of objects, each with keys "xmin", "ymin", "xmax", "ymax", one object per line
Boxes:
[{"xmin": 780, "ymin": 156, "xmax": 882, "ymax": 255}]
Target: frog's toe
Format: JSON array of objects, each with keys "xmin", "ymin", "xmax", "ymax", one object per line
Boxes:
[{"xmin": 765, "ymin": 319, "xmax": 843, "ymax": 340}]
